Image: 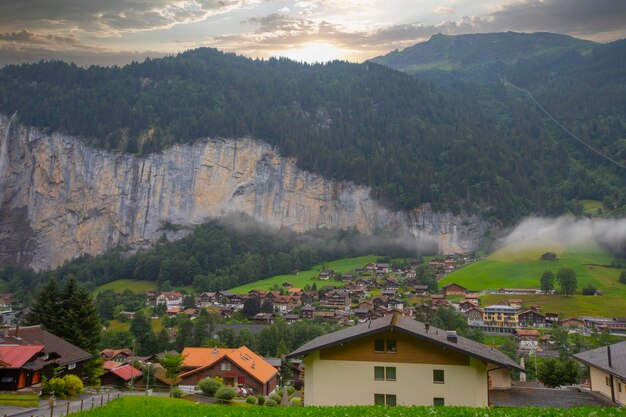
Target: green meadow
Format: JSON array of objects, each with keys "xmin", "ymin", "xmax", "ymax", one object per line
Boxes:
[
  {"xmin": 71, "ymin": 396, "xmax": 623, "ymax": 417},
  {"xmin": 93, "ymin": 279, "xmax": 156, "ymax": 295},
  {"xmin": 229, "ymin": 255, "xmax": 380, "ymax": 293},
  {"xmin": 439, "ymin": 241, "xmax": 626, "ymax": 316}
]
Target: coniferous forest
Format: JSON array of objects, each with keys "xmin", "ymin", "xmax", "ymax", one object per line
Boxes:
[{"xmin": 1, "ymin": 38, "xmax": 624, "ymax": 224}]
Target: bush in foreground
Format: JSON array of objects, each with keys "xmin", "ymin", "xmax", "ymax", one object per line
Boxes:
[
  {"xmin": 198, "ymin": 377, "xmax": 223, "ymax": 396},
  {"xmin": 215, "ymin": 386, "xmax": 236, "ymax": 402},
  {"xmin": 64, "ymin": 374, "xmax": 85, "ymax": 397},
  {"xmin": 245, "ymin": 396, "xmax": 257, "ymax": 404}
]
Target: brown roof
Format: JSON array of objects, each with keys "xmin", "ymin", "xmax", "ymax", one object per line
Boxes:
[
  {"xmin": 1, "ymin": 325, "xmax": 92, "ymax": 366},
  {"xmin": 286, "ymin": 313, "xmax": 522, "ymax": 371},
  {"xmin": 573, "ymin": 342, "xmax": 626, "ymax": 380}
]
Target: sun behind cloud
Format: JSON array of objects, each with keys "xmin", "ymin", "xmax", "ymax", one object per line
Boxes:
[{"xmin": 275, "ymin": 42, "xmax": 349, "ymax": 63}]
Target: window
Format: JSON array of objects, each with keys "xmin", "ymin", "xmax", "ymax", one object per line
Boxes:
[
  {"xmin": 374, "ymin": 339, "xmax": 397, "ymax": 353},
  {"xmin": 374, "ymin": 394, "xmax": 396, "ymax": 406},
  {"xmin": 606, "ymin": 376, "xmax": 611, "ymax": 386},
  {"xmin": 374, "ymin": 339, "xmax": 385, "ymax": 352},
  {"xmin": 374, "ymin": 366, "xmax": 396, "ymax": 381},
  {"xmin": 68, "ymin": 363, "xmax": 76, "ymax": 370},
  {"xmin": 238, "ymin": 376, "xmax": 245, "ymax": 385},
  {"xmin": 618, "ymin": 382, "xmax": 622, "ymax": 393},
  {"xmin": 433, "ymin": 369, "xmax": 445, "ymax": 384},
  {"xmin": 221, "ymin": 362, "xmax": 232, "ymax": 371},
  {"xmin": 433, "ymin": 397, "xmax": 445, "ymax": 406}
]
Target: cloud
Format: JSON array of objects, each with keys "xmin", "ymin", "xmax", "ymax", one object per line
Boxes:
[
  {"xmin": 500, "ymin": 216, "xmax": 626, "ymax": 255},
  {"xmin": 0, "ymin": 0, "xmax": 245, "ymax": 35},
  {"xmin": 435, "ymin": 6, "xmax": 455, "ymax": 14},
  {"xmin": 0, "ymin": 29, "xmax": 82, "ymax": 46}
]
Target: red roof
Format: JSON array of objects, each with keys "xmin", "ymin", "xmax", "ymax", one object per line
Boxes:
[
  {"xmin": 0, "ymin": 345, "xmax": 44, "ymax": 368},
  {"xmin": 110, "ymin": 364, "xmax": 142, "ymax": 381},
  {"xmin": 103, "ymin": 360, "xmax": 124, "ymax": 370}
]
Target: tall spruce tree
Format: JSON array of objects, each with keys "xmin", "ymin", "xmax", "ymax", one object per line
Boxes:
[{"xmin": 26, "ymin": 279, "xmax": 61, "ymax": 329}]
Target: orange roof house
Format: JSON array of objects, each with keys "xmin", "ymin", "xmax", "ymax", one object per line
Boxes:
[{"xmin": 179, "ymin": 346, "xmax": 278, "ymax": 395}]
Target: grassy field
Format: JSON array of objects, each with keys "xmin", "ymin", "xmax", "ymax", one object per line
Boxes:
[
  {"xmin": 107, "ymin": 316, "xmax": 163, "ymax": 333},
  {"xmin": 72, "ymin": 396, "xmax": 623, "ymax": 417},
  {"xmin": 93, "ymin": 279, "xmax": 156, "ymax": 295},
  {"xmin": 229, "ymin": 255, "xmax": 380, "ymax": 293},
  {"xmin": 0, "ymin": 392, "xmax": 39, "ymax": 407},
  {"xmin": 581, "ymin": 200, "xmax": 603, "ymax": 215},
  {"xmin": 439, "ymin": 241, "xmax": 626, "ymax": 316}
]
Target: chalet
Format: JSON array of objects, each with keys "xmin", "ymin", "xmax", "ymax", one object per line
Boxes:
[
  {"xmin": 507, "ymin": 299, "xmax": 522, "ymax": 310},
  {"xmin": 341, "ymin": 274, "xmax": 355, "ymax": 282},
  {"xmin": 198, "ymin": 292, "xmax": 217, "ymax": 307},
  {"xmin": 514, "ymin": 329, "xmax": 540, "ymax": 349},
  {"xmin": 412, "ymin": 285, "xmax": 429, "ymax": 296},
  {"xmin": 381, "ymin": 288, "xmax": 397, "ymax": 297},
  {"xmin": 517, "ymin": 310, "xmax": 545, "ymax": 328},
  {"xmin": 179, "ymin": 346, "xmax": 279, "ymax": 395},
  {"xmin": 387, "ymin": 298, "xmax": 404, "ymax": 310},
  {"xmin": 574, "ymin": 342, "xmax": 626, "ymax": 405},
  {"xmin": 287, "ymin": 313, "xmax": 522, "ymax": 406},
  {"xmin": 284, "ymin": 314, "xmax": 300, "ymax": 324},
  {"xmin": 301, "ymin": 291, "xmax": 318, "ymax": 305},
  {"xmin": 320, "ymin": 290, "xmax": 350, "ymax": 310},
  {"xmin": 318, "ymin": 269, "xmax": 334, "ymax": 281},
  {"xmin": 442, "ymin": 283, "xmax": 467, "ymax": 296},
  {"xmin": 497, "ymin": 288, "xmax": 540, "ymax": 295},
  {"xmin": 545, "ymin": 312, "xmax": 559, "ymax": 326},
  {"xmin": 0, "ymin": 325, "xmax": 92, "ymax": 390},
  {"xmin": 465, "ymin": 307, "xmax": 484, "ymax": 326},
  {"xmin": 430, "ymin": 294, "xmax": 447, "ymax": 308},
  {"xmin": 561, "ymin": 317, "xmax": 585, "ymax": 329},
  {"xmin": 156, "ymin": 291, "xmax": 183, "ymax": 307},
  {"xmin": 376, "ymin": 263, "xmax": 390, "ymax": 274},
  {"xmin": 282, "ymin": 282, "xmax": 294, "ymax": 289},
  {"xmin": 100, "ymin": 348, "xmax": 133, "ymax": 363},
  {"xmin": 459, "ymin": 300, "xmax": 479, "ymax": 312},
  {"xmin": 371, "ymin": 296, "xmax": 389, "ymax": 311},
  {"xmin": 100, "ymin": 364, "xmax": 143, "ymax": 387},
  {"xmin": 0, "ymin": 294, "xmax": 12, "ymax": 309},
  {"xmin": 253, "ymin": 313, "xmax": 274, "ymax": 325},
  {"xmin": 313, "ymin": 311, "xmax": 336, "ymax": 321},
  {"xmin": 365, "ymin": 263, "xmax": 377, "ymax": 271},
  {"xmin": 300, "ymin": 305, "xmax": 316, "ymax": 319},
  {"xmin": 166, "ymin": 307, "xmax": 183, "ymax": 317}
]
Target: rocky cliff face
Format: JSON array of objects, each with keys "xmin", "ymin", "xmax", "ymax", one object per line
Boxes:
[{"xmin": 0, "ymin": 114, "xmax": 490, "ymax": 270}]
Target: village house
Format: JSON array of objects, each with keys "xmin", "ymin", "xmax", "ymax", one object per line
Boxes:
[
  {"xmin": 561, "ymin": 317, "xmax": 585, "ymax": 329},
  {"xmin": 100, "ymin": 364, "xmax": 143, "ymax": 387},
  {"xmin": 156, "ymin": 291, "xmax": 184, "ymax": 307},
  {"xmin": 545, "ymin": 312, "xmax": 559, "ymax": 326},
  {"xmin": 320, "ymin": 289, "xmax": 350, "ymax": 310},
  {"xmin": 431, "ymin": 294, "xmax": 448, "ymax": 308},
  {"xmin": 574, "ymin": 342, "xmax": 626, "ymax": 405},
  {"xmin": 300, "ymin": 305, "xmax": 316, "ymax": 319},
  {"xmin": 513, "ymin": 329, "xmax": 540, "ymax": 350},
  {"xmin": 100, "ymin": 348, "xmax": 133, "ymax": 363},
  {"xmin": 459, "ymin": 300, "xmax": 479, "ymax": 312},
  {"xmin": 0, "ymin": 325, "xmax": 93, "ymax": 391},
  {"xmin": 287, "ymin": 313, "xmax": 521, "ymax": 406},
  {"xmin": 198, "ymin": 292, "xmax": 217, "ymax": 307},
  {"xmin": 178, "ymin": 346, "xmax": 279, "ymax": 395},
  {"xmin": 507, "ymin": 299, "xmax": 522, "ymax": 310},
  {"xmin": 318, "ymin": 269, "xmax": 335, "ymax": 281},
  {"xmin": 517, "ymin": 310, "xmax": 545, "ymax": 328},
  {"xmin": 465, "ymin": 307, "xmax": 484, "ymax": 326}
]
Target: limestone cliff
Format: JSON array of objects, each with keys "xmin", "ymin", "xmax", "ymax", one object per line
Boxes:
[{"xmin": 0, "ymin": 114, "xmax": 490, "ymax": 270}]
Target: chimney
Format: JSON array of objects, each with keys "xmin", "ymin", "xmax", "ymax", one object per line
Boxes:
[
  {"xmin": 252, "ymin": 361, "xmax": 256, "ymax": 369},
  {"xmin": 446, "ymin": 330, "xmax": 458, "ymax": 343},
  {"xmin": 425, "ymin": 323, "xmax": 430, "ymax": 333},
  {"xmin": 608, "ymin": 345, "xmax": 613, "ymax": 368}
]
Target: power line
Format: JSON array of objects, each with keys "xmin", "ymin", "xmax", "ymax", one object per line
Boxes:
[{"xmin": 502, "ymin": 78, "xmax": 626, "ymax": 171}]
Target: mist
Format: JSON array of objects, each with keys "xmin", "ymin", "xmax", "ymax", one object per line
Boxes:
[{"xmin": 499, "ymin": 216, "xmax": 626, "ymax": 256}]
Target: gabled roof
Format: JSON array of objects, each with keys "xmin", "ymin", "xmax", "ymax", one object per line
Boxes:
[
  {"xmin": 286, "ymin": 313, "xmax": 522, "ymax": 371},
  {"xmin": 180, "ymin": 346, "xmax": 278, "ymax": 383},
  {"xmin": 573, "ymin": 341, "xmax": 626, "ymax": 380},
  {"xmin": 109, "ymin": 364, "xmax": 142, "ymax": 381},
  {"xmin": 0, "ymin": 345, "xmax": 44, "ymax": 368},
  {"xmin": 0, "ymin": 325, "xmax": 92, "ymax": 366}
]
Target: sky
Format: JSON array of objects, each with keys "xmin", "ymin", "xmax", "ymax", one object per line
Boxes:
[{"xmin": 0, "ymin": 0, "xmax": 625, "ymax": 66}]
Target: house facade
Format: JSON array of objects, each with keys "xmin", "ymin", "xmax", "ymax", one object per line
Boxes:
[
  {"xmin": 287, "ymin": 313, "xmax": 521, "ymax": 407},
  {"xmin": 574, "ymin": 342, "xmax": 626, "ymax": 405}
]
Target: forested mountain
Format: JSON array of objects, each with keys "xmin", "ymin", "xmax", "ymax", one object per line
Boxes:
[{"xmin": 0, "ymin": 37, "xmax": 624, "ymax": 223}]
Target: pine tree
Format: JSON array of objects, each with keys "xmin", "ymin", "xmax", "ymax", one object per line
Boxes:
[{"xmin": 26, "ymin": 279, "xmax": 61, "ymax": 329}]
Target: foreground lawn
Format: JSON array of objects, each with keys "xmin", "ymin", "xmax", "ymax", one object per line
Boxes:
[
  {"xmin": 71, "ymin": 397, "xmax": 623, "ymax": 417},
  {"xmin": 93, "ymin": 279, "xmax": 156, "ymax": 295},
  {"xmin": 229, "ymin": 255, "xmax": 380, "ymax": 292}
]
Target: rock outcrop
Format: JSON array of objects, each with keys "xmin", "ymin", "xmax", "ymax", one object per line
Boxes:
[{"xmin": 0, "ymin": 114, "xmax": 490, "ymax": 270}]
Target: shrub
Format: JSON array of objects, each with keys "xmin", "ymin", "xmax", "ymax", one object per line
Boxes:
[
  {"xmin": 198, "ymin": 377, "xmax": 222, "ymax": 396},
  {"xmin": 43, "ymin": 377, "xmax": 66, "ymax": 397},
  {"xmin": 270, "ymin": 392, "xmax": 282, "ymax": 404},
  {"xmin": 170, "ymin": 387, "xmax": 183, "ymax": 398},
  {"xmin": 582, "ymin": 284, "xmax": 597, "ymax": 295},
  {"xmin": 215, "ymin": 386, "xmax": 236, "ymax": 402},
  {"xmin": 290, "ymin": 397, "xmax": 301, "ymax": 405},
  {"xmin": 265, "ymin": 399, "xmax": 278, "ymax": 406},
  {"xmin": 619, "ymin": 271, "xmax": 626, "ymax": 284},
  {"xmin": 245, "ymin": 396, "xmax": 257, "ymax": 404},
  {"xmin": 63, "ymin": 374, "xmax": 84, "ymax": 397},
  {"xmin": 287, "ymin": 386, "xmax": 295, "ymax": 396},
  {"xmin": 256, "ymin": 395, "xmax": 265, "ymax": 405}
]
